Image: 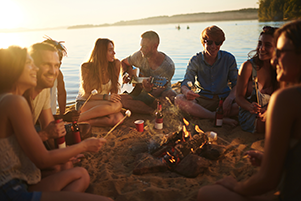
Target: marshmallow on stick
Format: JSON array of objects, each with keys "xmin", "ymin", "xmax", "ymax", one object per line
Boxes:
[
  {"xmin": 104, "ymin": 110, "xmax": 131, "ymax": 138},
  {"xmin": 79, "ymin": 89, "xmax": 98, "ymax": 113}
]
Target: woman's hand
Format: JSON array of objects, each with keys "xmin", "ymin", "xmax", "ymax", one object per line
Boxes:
[
  {"xmin": 258, "ymin": 107, "xmax": 267, "ymax": 122},
  {"xmin": 108, "ymin": 94, "xmax": 121, "ymax": 103},
  {"xmin": 215, "ymin": 176, "xmax": 238, "ymax": 191},
  {"xmin": 249, "ymin": 102, "xmax": 261, "ymax": 114},
  {"xmin": 244, "ymin": 150, "xmax": 263, "ymax": 167},
  {"xmin": 82, "ymin": 137, "xmax": 107, "ymax": 153}
]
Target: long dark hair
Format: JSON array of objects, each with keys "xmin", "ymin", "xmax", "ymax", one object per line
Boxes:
[
  {"xmin": 0, "ymin": 46, "xmax": 27, "ymax": 93},
  {"xmin": 81, "ymin": 38, "xmax": 119, "ymax": 96},
  {"xmin": 248, "ymin": 26, "xmax": 279, "ymax": 90}
]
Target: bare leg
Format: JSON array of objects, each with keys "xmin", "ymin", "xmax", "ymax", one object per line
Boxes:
[
  {"xmin": 87, "ymin": 112, "xmax": 124, "ymax": 127},
  {"xmin": 175, "ymin": 94, "xmax": 237, "ymax": 126},
  {"xmin": 198, "ymin": 185, "xmax": 274, "ymax": 201},
  {"xmin": 78, "ymin": 100, "xmax": 122, "ymax": 122},
  {"xmin": 41, "ymin": 161, "xmax": 74, "ymax": 178},
  {"xmin": 120, "ymin": 94, "xmax": 154, "ymax": 115},
  {"xmin": 40, "ymin": 191, "xmax": 113, "ymax": 201},
  {"xmin": 29, "ymin": 167, "xmax": 90, "ymax": 192}
]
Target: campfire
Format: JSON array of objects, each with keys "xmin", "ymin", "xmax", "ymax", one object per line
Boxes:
[{"xmin": 133, "ymin": 118, "xmax": 226, "ymax": 178}]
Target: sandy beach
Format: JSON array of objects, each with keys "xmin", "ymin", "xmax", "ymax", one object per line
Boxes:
[{"xmin": 71, "ymin": 83, "xmax": 274, "ymax": 201}]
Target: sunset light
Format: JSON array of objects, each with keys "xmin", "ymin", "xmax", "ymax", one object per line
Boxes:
[{"xmin": 0, "ymin": 0, "xmax": 25, "ymax": 29}]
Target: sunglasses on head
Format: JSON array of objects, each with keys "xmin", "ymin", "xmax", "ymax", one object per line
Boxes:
[
  {"xmin": 262, "ymin": 26, "xmax": 278, "ymax": 33},
  {"xmin": 43, "ymin": 36, "xmax": 67, "ymax": 57},
  {"xmin": 204, "ymin": 39, "xmax": 222, "ymax": 46}
]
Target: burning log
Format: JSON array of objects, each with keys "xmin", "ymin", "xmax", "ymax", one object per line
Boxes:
[{"xmin": 136, "ymin": 118, "xmax": 227, "ymax": 177}]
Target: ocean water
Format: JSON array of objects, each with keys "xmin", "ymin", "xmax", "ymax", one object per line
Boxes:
[{"xmin": 0, "ymin": 20, "xmax": 285, "ymax": 104}]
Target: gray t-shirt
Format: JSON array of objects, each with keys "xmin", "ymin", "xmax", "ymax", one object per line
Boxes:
[{"xmin": 128, "ymin": 51, "xmax": 175, "ymax": 88}]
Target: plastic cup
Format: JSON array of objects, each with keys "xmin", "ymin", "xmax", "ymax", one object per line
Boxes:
[{"xmin": 134, "ymin": 120, "xmax": 144, "ymax": 132}]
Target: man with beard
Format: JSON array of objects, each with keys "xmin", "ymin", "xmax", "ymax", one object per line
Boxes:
[
  {"xmin": 121, "ymin": 31, "xmax": 176, "ymax": 114},
  {"xmin": 175, "ymin": 25, "xmax": 238, "ymax": 126},
  {"xmin": 27, "ymin": 42, "xmax": 66, "ymax": 143}
]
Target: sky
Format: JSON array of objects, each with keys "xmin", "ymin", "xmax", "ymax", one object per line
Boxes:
[{"xmin": 0, "ymin": 0, "xmax": 259, "ymax": 30}]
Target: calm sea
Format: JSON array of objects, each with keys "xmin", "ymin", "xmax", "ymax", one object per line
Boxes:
[{"xmin": 0, "ymin": 20, "xmax": 285, "ymax": 104}]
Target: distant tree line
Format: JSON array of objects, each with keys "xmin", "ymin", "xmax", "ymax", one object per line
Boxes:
[{"xmin": 258, "ymin": 0, "xmax": 301, "ymax": 21}]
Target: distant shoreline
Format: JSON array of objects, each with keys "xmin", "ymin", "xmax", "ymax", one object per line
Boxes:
[
  {"xmin": 0, "ymin": 8, "xmax": 258, "ymax": 33},
  {"xmin": 68, "ymin": 8, "xmax": 258, "ymax": 30}
]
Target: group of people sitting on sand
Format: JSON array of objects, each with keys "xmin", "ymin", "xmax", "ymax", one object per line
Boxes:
[{"xmin": 0, "ymin": 20, "xmax": 300, "ymax": 201}]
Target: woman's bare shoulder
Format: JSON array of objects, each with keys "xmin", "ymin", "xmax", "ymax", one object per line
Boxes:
[
  {"xmin": 1, "ymin": 94, "xmax": 28, "ymax": 112},
  {"xmin": 239, "ymin": 60, "xmax": 252, "ymax": 72}
]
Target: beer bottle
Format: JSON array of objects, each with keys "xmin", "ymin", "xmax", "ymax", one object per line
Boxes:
[
  {"xmin": 71, "ymin": 121, "xmax": 81, "ymax": 144},
  {"xmin": 155, "ymin": 101, "xmax": 163, "ymax": 129},
  {"xmin": 214, "ymin": 99, "xmax": 223, "ymax": 127}
]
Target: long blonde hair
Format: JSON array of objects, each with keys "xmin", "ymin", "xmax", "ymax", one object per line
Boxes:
[{"xmin": 80, "ymin": 38, "xmax": 119, "ymax": 97}]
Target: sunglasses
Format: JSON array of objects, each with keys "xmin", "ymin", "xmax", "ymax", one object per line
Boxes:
[
  {"xmin": 43, "ymin": 37, "xmax": 67, "ymax": 57},
  {"xmin": 275, "ymin": 48, "xmax": 295, "ymax": 58},
  {"xmin": 204, "ymin": 39, "xmax": 222, "ymax": 46}
]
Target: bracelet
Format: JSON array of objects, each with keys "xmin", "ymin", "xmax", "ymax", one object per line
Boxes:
[{"xmin": 103, "ymin": 94, "xmax": 107, "ymax": 100}]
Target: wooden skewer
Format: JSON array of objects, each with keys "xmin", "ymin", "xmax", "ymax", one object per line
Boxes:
[
  {"xmin": 103, "ymin": 110, "xmax": 131, "ymax": 138},
  {"xmin": 79, "ymin": 89, "xmax": 98, "ymax": 113},
  {"xmin": 254, "ymin": 77, "xmax": 260, "ymax": 105}
]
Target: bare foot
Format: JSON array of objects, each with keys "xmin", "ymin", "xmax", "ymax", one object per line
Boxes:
[{"xmin": 223, "ymin": 117, "xmax": 238, "ymax": 127}]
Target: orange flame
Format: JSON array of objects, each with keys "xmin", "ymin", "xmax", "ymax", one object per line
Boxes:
[
  {"xmin": 195, "ymin": 125, "xmax": 204, "ymax": 134},
  {"xmin": 183, "ymin": 118, "xmax": 189, "ymax": 126},
  {"xmin": 167, "ymin": 152, "xmax": 176, "ymax": 163},
  {"xmin": 183, "ymin": 125, "xmax": 190, "ymax": 138}
]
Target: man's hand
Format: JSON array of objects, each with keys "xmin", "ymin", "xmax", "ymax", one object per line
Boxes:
[
  {"xmin": 142, "ymin": 77, "xmax": 154, "ymax": 92},
  {"xmin": 63, "ymin": 110, "xmax": 80, "ymax": 122},
  {"xmin": 44, "ymin": 119, "xmax": 66, "ymax": 139},
  {"xmin": 122, "ymin": 72, "xmax": 132, "ymax": 84}
]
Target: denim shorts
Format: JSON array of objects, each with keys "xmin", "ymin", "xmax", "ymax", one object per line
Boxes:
[{"xmin": 0, "ymin": 179, "xmax": 42, "ymax": 201}]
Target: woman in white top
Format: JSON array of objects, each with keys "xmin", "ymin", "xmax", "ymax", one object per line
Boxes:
[
  {"xmin": 76, "ymin": 38, "xmax": 124, "ymax": 127},
  {"xmin": 0, "ymin": 46, "xmax": 111, "ymax": 201}
]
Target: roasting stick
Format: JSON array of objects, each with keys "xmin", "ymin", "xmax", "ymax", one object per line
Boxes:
[
  {"xmin": 79, "ymin": 89, "xmax": 98, "ymax": 113},
  {"xmin": 104, "ymin": 110, "xmax": 131, "ymax": 139},
  {"xmin": 196, "ymin": 126, "xmax": 231, "ymax": 145},
  {"xmin": 254, "ymin": 77, "xmax": 260, "ymax": 105}
]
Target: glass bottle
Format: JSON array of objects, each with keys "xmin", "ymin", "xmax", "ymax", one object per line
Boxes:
[
  {"xmin": 214, "ymin": 99, "xmax": 223, "ymax": 127},
  {"xmin": 155, "ymin": 101, "xmax": 163, "ymax": 129}
]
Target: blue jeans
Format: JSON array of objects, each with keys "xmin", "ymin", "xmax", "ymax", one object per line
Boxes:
[{"xmin": 0, "ymin": 179, "xmax": 42, "ymax": 201}]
